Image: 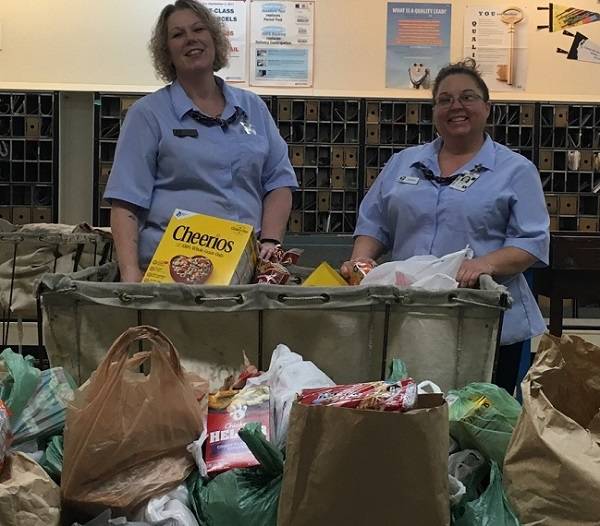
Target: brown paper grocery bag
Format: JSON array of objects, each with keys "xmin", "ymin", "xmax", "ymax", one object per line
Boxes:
[
  {"xmin": 278, "ymin": 394, "xmax": 449, "ymax": 526},
  {"xmin": 504, "ymin": 333, "xmax": 600, "ymax": 525},
  {"xmin": 62, "ymin": 326, "xmax": 205, "ymax": 517},
  {"xmin": 0, "ymin": 451, "xmax": 60, "ymax": 526}
]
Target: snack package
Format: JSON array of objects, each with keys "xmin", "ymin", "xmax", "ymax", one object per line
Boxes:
[
  {"xmin": 205, "ymin": 385, "xmax": 271, "ymax": 474},
  {"xmin": 349, "ymin": 260, "xmax": 376, "ymax": 285},
  {"xmin": 0, "ymin": 400, "xmax": 11, "ymax": 470},
  {"xmin": 255, "ymin": 247, "xmax": 303, "ymax": 285},
  {"xmin": 298, "ymin": 379, "xmax": 417, "ymax": 412}
]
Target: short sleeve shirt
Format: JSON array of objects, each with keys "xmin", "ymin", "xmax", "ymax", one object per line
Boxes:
[
  {"xmin": 355, "ymin": 135, "xmax": 550, "ymax": 345},
  {"xmin": 104, "ymin": 76, "xmax": 298, "ymax": 268}
]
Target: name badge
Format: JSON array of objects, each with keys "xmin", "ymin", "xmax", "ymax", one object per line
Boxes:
[
  {"xmin": 397, "ymin": 175, "xmax": 420, "ymax": 185},
  {"xmin": 449, "ymin": 171, "xmax": 480, "ymax": 192},
  {"xmin": 240, "ymin": 117, "xmax": 257, "ymax": 135}
]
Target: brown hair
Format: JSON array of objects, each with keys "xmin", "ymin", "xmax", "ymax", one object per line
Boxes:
[
  {"xmin": 149, "ymin": 0, "xmax": 230, "ymax": 82},
  {"xmin": 432, "ymin": 58, "xmax": 490, "ymax": 104}
]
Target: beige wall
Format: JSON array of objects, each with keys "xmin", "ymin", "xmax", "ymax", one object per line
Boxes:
[{"xmin": 1, "ymin": 0, "xmax": 599, "ymax": 100}]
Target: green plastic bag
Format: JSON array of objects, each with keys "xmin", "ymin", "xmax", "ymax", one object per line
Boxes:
[
  {"xmin": 386, "ymin": 358, "xmax": 409, "ymax": 382},
  {"xmin": 448, "ymin": 383, "xmax": 521, "ymax": 466},
  {"xmin": 40, "ymin": 435, "xmax": 64, "ymax": 481},
  {"xmin": 0, "ymin": 348, "xmax": 40, "ymax": 423},
  {"xmin": 189, "ymin": 422, "xmax": 283, "ymax": 526},
  {"xmin": 453, "ymin": 462, "xmax": 520, "ymax": 526},
  {"xmin": 11, "ymin": 367, "xmax": 76, "ymax": 445}
]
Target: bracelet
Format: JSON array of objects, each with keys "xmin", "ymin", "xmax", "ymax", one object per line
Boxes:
[{"xmin": 259, "ymin": 238, "xmax": 281, "ymax": 245}]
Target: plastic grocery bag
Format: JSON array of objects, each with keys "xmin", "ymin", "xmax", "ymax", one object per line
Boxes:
[
  {"xmin": 11, "ymin": 367, "xmax": 76, "ymax": 445},
  {"xmin": 247, "ymin": 344, "xmax": 334, "ymax": 448},
  {"xmin": 449, "ymin": 449, "xmax": 487, "ymax": 503},
  {"xmin": 62, "ymin": 326, "xmax": 205, "ymax": 518},
  {"xmin": 449, "ymin": 474, "xmax": 466, "ymax": 506},
  {"xmin": 40, "ymin": 434, "xmax": 63, "ymax": 482},
  {"xmin": 136, "ymin": 485, "xmax": 199, "ymax": 526},
  {"xmin": 447, "ymin": 383, "xmax": 521, "ymax": 466},
  {"xmin": 0, "ymin": 347, "xmax": 40, "ymax": 422},
  {"xmin": 453, "ymin": 462, "xmax": 519, "ymax": 526},
  {"xmin": 386, "ymin": 358, "xmax": 409, "ymax": 382},
  {"xmin": 361, "ymin": 247, "xmax": 472, "ymax": 289},
  {"xmin": 71, "ymin": 509, "xmax": 151, "ymax": 526},
  {"xmin": 189, "ymin": 422, "xmax": 283, "ymax": 526},
  {"xmin": 0, "ymin": 451, "xmax": 61, "ymax": 526}
]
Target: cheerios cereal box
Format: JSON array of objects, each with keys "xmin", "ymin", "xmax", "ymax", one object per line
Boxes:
[{"xmin": 142, "ymin": 209, "xmax": 257, "ymax": 285}]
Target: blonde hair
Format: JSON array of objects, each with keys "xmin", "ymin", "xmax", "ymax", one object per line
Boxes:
[{"xmin": 149, "ymin": 0, "xmax": 230, "ymax": 82}]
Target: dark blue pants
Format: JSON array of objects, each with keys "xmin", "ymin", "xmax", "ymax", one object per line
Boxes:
[{"xmin": 495, "ymin": 341, "xmax": 525, "ymax": 395}]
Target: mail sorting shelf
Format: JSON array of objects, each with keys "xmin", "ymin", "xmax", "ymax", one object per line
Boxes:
[
  {"xmin": 93, "ymin": 93, "xmax": 275, "ymax": 227},
  {"xmin": 94, "ymin": 93, "xmax": 142, "ymax": 227},
  {"xmin": 275, "ymin": 98, "xmax": 362, "ymax": 234},
  {"xmin": 0, "ymin": 92, "xmax": 58, "ymax": 224},
  {"xmin": 538, "ymin": 104, "xmax": 600, "ymax": 233},
  {"xmin": 363, "ymin": 100, "xmax": 536, "ymax": 190}
]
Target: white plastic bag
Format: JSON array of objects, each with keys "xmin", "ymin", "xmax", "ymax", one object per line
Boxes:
[
  {"xmin": 417, "ymin": 380, "xmax": 442, "ymax": 395},
  {"xmin": 248, "ymin": 344, "xmax": 335, "ymax": 448},
  {"xmin": 187, "ymin": 429, "xmax": 207, "ymax": 478},
  {"xmin": 449, "ymin": 474, "xmax": 467, "ymax": 506},
  {"xmin": 361, "ymin": 247, "xmax": 473, "ymax": 290},
  {"xmin": 136, "ymin": 485, "xmax": 198, "ymax": 526}
]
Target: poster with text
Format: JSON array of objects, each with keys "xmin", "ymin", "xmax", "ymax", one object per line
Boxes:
[
  {"xmin": 386, "ymin": 3, "xmax": 452, "ymax": 89},
  {"xmin": 464, "ymin": 6, "xmax": 529, "ymax": 91},
  {"xmin": 203, "ymin": 0, "xmax": 249, "ymax": 82},
  {"xmin": 249, "ymin": 0, "xmax": 314, "ymax": 87}
]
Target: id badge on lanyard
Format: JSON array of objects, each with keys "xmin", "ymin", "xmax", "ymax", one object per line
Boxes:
[{"xmin": 449, "ymin": 170, "xmax": 481, "ymax": 192}]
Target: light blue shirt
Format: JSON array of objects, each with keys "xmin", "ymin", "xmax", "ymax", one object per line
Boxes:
[
  {"xmin": 104, "ymin": 77, "xmax": 298, "ymax": 268},
  {"xmin": 355, "ymin": 135, "xmax": 550, "ymax": 345}
]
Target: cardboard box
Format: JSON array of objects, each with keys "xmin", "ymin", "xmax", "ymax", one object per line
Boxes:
[{"xmin": 142, "ymin": 209, "xmax": 257, "ymax": 285}]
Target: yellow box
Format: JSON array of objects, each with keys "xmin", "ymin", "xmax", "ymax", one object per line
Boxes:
[
  {"xmin": 143, "ymin": 209, "xmax": 257, "ymax": 285},
  {"xmin": 303, "ymin": 262, "xmax": 348, "ymax": 287}
]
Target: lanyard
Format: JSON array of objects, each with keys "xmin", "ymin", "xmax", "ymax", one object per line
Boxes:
[
  {"xmin": 188, "ymin": 106, "xmax": 244, "ymax": 130},
  {"xmin": 412, "ymin": 162, "xmax": 487, "ymax": 189}
]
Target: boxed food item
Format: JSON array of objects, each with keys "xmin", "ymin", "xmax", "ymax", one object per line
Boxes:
[
  {"xmin": 143, "ymin": 209, "xmax": 257, "ymax": 285},
  {"xmin": 303, "ymin": 262, "xmax": 348, "ymax": 287},
  {"xmin": 205, "ymin": 385, "xmax": 270, "ymax": 474},
  {"xmin": 298, "ymin": 379, "xmax": 417, "ymax": 412}
]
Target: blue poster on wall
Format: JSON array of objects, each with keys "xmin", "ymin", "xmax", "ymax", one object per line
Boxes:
[{"xmin": 386, "ymin": 2, "xmax": 452, "ymax": 89}]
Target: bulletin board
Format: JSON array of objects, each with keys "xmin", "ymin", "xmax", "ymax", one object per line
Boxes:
[{"xmin": 0, "ymin": 0, "xmax": 599, "ymax": 101}]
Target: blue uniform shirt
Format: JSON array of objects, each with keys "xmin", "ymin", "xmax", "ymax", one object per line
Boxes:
[
  {"xmin": 355, "ymin": 135, "xmax": 550, "ymax": 345},
  {"xmin": 104, "ymin": 77, "xmax": 298, "ymax": 268}
]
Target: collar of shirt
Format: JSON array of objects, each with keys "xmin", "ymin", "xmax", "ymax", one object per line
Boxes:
[
  {"xmin": 169, "ymin": 75, "xmax": 246, "ymax": 121},
  {"xmin": 410, "ymin": 133, "xmax": 497, "ymax": 177}
]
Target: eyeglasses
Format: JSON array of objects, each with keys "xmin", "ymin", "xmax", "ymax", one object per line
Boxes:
[{"xmin": 434, "ymin": 92, "xmax": 485, "ymax": 109}]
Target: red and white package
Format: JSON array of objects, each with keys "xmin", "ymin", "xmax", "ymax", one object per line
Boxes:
[
  {"xmin": 0, "ymin": 400, "xmax": 11, "ymax": 470},
  {"xmin": 205, "ymin": 385, "xmax": 270, "ymax": 474},
  {"xmin": 298, "ymin": 379, "xmax": 417, "ymax": 412}
]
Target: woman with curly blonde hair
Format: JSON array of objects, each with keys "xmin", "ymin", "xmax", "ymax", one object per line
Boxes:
[{"xmin": 105, "ymin": 0, "xmax": 297, "ymax": 282}]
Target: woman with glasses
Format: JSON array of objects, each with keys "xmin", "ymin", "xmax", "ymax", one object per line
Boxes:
[
  {"xmin": 105, "ymin": 0, "xmax": 297, "ymax": 282},
  {"xmin": 341, "ymin": 59, "xmax": 549, "ymax": 393}
]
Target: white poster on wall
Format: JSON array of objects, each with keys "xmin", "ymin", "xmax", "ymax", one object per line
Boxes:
[
  {"xmin": 203, "ymin": 0, "xmax": 249, "ymax": 82},
  {"xmin": 249, "ymin": 0, "xmax": 314, "ymax": 87},
  {"xmin": 464, "ymin": 6, "xmax": 529, "ymax": 91}
]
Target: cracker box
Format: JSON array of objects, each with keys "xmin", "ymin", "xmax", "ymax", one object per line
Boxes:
[
  {"xmin": 142, "ymin": 209, "xmax": 257, "ymax": 285},
  {"xmin": 205, "ymin": 385, "xmax": 271, "ymax": 474},
  {"xmin": 303, "ymin": 261, "xmax": 349, "ymax": 287}
]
